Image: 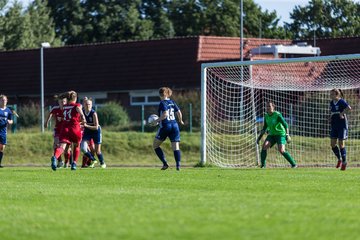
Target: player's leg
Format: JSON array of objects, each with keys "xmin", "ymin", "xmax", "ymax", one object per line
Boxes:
[
  {"xmin": 51, "ymin": 142, "xmax": 67, "ymax": 171},
  {"xmin": 69, "ymin": 127, "xmax": 83, "ymax": 170},
  {"xmin": 338, "ymin": 139, "xmax": 347, "ymax": 171},
  {"xmin": 0, "ymin": 143, "xmax": 5, "ymax": 168},
  {"xmin": 260, "ymin": 136, "xmax": 275, "ymax": 168},
  {"xmin": 81, "ymin": 139, "xmax": 96, "ymax": 167},
  {"xmin": 71, "ymin": 142, "xmax": 81, "ymax": 170},
  {"xmin": 95, "ymin": 144, "xmax": 106, "ymax": 168},
  {"xmin": 330, "ymin": 128, "xmax": 342, "ymax": 168},
  {"xmin": 153, "ymin": 138, "xmax": 168, "ymax": 169},
  {"xmin": 54, "ymin": 136, "xmax": 63, "ymax": 168},
  {"xmin": 94, "ymin": 127, "xmax": 105, "ymax": 168},
  {"xmin": 277, "ymin": 144, "xmax": 296, "ymax": 168},
  {"xmin": 153, "ymin": 127, "xmax": 169, "ymax": 170},
  {"xmin": 170, "ymin": 124, "xmax": 181, "ymax": 171},
  {"xmin": 331, "ymin": 138, "xmax": 341, "ymax": 166},
  {"xmin": 64, "ymin": 144, "xmax": 71, "ymax": 168},
  {"xmin": 171, "ymin": 142, "xmax": 181, "ymax": 171}
]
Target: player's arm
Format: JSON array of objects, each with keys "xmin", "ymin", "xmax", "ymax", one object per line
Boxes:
[
  {"xmin": 256, "ymin": 121, "xmax": 267, "ymax": 144},
  {"xmin": 154, "ymin": 102, "xmax": 168, "ymax": 124},
  {"xmin": 278, "ymin": 114, "xmax": 292, "ymax": 143},
  {"xmin": 84, "ymin": 112, "xmax": 99, "ymax": 130},
  {"xmin": 278, "ymin": 115, "xmax": 289, "ymax": 134},
  {"xmin": 76, "ymin": 105, "xmax": 86, "ymax": 125},
  {"xmin": 6, "ymin": 110, "xmax": 13, "ymax": 125},
  {"xmin": 44, "ymin": 112, "xmax": 53, "ymax": 129},
  {"xmin": 176, "ymin": 110, "xmax": 185, "ymax": 125},
  {"xmin": 156, "ymin": 111, "xmax": 168, "ymax": 123},
  {"xmin": 340, "ymin": 105, "xmax": 351, "ymax": 119}
]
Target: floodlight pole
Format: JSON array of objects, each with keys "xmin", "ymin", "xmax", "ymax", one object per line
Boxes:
[
  {"xmin": 40, "ymin": 42, "xmax": 50, "ymax": 133},
  {"xmin": 240, "ymin": 0, "xmax": 243, "ymax": 62},
  {"xmin": 239, "ymin": 0, "xmax": 244, "ymax": 128}
]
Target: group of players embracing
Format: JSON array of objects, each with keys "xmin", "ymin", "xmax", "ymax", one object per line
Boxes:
[{"xmin": 45, "ymin": 90, "xmax": 105, "ymax": 171}]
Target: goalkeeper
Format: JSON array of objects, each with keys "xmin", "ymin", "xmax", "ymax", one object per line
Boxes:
[{"xmin": 256, "ymin": 101, "xmax": 297, "ymax": 168}]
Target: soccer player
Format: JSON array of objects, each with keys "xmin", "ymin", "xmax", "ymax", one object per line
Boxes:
[
  {"xmin": 152, "ymin": 87, "xmax": 184, "ymax": 171},
  {"xmin": 256, "ymin": 101, "xmax": 297, "ymax": 168},
  {"xmin": 45, "ymin": 95, "xmax": 67, "ymax": 168},
  {"xmin": 329, "ymin": 88, "xmax": 351, "ymax": 171},
  {"xmin": 81, "ymin": 97, "xmax": 106, "ymax": 168},
  {"xmin": 51, "ymin": 91, "xmax": 86, "ymax": 171},
  {"xmin": 0, "ymin": 95, "xmax": 13, "ymax": 168}
]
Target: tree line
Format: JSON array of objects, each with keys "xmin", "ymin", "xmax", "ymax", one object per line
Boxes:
[{"xmin": 0, "ymin": 0, "xmax": 359, "ymax": 50}]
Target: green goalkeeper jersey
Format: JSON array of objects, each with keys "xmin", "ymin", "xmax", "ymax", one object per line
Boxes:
[{"xmin": 263, "ymin": 111, "xmax": 288, "ymax": 136}]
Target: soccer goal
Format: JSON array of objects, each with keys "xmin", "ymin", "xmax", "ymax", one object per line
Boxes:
[{"xmin": 201, "ymin": 54, "xmax": 360, "ymax": 168}]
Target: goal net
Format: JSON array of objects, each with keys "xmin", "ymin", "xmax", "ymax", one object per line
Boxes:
[{"xmin": 201, "ymin": 54, "xmax": 360, "ymax": 168}]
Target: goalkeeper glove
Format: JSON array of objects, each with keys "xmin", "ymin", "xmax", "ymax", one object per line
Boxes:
[{"xmin": 286, "ymin": 134, "xmax": 291, "ymax": 144}]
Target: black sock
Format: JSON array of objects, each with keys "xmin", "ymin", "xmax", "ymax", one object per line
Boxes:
[
  {"xmin": 332, "ymin": 146, "xmax": 341, "ymax": 160},
  {"xmin": 154, "ymin": 147, "xmax": 167, "ymax": 165}
]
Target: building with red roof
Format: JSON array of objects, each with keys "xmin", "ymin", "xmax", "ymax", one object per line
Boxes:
[{"xmin": 0, "ymin": 36, "xmax": 359, "ymax": 119}]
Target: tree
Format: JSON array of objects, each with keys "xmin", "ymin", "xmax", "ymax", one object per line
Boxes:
[
  {"xmin": 25, "ymin": 0, "xmax": 60, "ymax": 48},
  {"xmin": 47, "ymin": 0, "xmax": 86, "ymax": 44},
  {"xmin": 286, "ymin": 0, "xmax": 360, "ymax": 39},
  {"xmin": 168, "ymin": 0, "xmax": 286, "ymax": 38},
  {"xmin": 141, "ymin": 0, "xmax": 175, "ymax": 38},
  {"xmin": 83, "ymin": 0, "xmax": 154, "ymax": 42},
  {"xmin": 0, "ymin": 0, "xmax": 60, "ymax": 50}
]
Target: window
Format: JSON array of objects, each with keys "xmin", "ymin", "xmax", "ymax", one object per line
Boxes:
[{"xmin": 130, "ymin": 90, "xmax": 159, "ymax": 106}]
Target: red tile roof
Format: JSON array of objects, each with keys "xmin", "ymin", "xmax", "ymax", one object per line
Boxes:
[{"xmin": 198, "ymin": 36, "xmax": 291, "ymax": 61}]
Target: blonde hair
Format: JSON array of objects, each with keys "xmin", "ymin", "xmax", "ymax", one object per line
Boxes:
[
  {"xmin": 68, "ymin": 90, "xmax": 77, "ymax": 102},
  {"xmin": 0, "ymin": 94, "xmax": 8, "ymax": 101},
  {"xmin": 159, "ymin": 87, "xmax": 172, "ymax": 98}
]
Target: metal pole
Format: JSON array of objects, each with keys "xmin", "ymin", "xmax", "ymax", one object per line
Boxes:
[
  {"xmin": 240, "ymin": 0, "xmax": 243, "ymax": 61},
  {"xmin": 40, "ymin": 46, "xmax": 45, "ymax": 133},
  {"xmin": 189, "ymin": 103, "xmax": 192, "ymax": 133},
  {"xmin": 141, "ymin": 105, "xmax": 144, "ymax": 132}
]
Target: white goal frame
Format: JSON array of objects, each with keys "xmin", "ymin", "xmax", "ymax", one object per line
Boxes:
[{"xmin": 201, "ymin": 54, "xmax": 360, "ymax": 168}]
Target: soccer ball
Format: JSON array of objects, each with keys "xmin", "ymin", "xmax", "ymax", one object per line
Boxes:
[{"xmin": 147, "ymin": 114, "xmax": 159, "ymax": 126}]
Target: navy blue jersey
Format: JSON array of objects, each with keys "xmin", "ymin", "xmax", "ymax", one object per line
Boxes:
[
  {"xmin": 157, "ymin": 99, "xmax": 180, "ymax": 127},
  {"xmin": 0, "ymin": 107, "xmax": 13, "ymax": 135},
  {"xmin": 84, "ymin": 109, "xmax": 96, "ymax": 126},
  {"xmin": 330, "ymin": 99, "xmax": 349, "ymax": 129},
  {"xmin": 83, "ymin": 109, "xmax": 102, "ymax": 143}
]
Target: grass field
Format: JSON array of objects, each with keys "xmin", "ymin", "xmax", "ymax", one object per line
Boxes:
[{"xmin": 0, "ymin": 167, "xmax": 359, "ymax": 240}]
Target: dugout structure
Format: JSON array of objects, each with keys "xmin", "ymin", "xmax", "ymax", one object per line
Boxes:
[{"xmin": 201, "ymin": 54, "xmax": 360, "ymax": 168}]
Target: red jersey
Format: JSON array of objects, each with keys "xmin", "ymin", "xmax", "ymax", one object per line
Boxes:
[
  {"xmin": 59, "ymin": 102, "xmax": 83, "ymax": 144},
  {"xmin": 50, "ymin": 106, "xmax": 64, "ymax": 134},
  {"xmin": 62, "ymin": 103, "xmax": 82, "ymax": 127}
]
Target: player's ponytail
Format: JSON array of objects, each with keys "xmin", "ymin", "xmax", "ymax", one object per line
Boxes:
[
  {"xmin": 338, "ymin": 89, "xmax": 344, "ymax": 98},
  {"xmin": 331, "ymin": 88, "xmax": 344, "ymax": 99},
  {"xmin": 159, "ymin": 87, "xmax": 172, "ymax": 98},
  {"xmin": 68, "ymin": 90, "xmax": 77, "ymax": 102},
  {"xmin": 166, "ymin": 87, "xmax": 173, "ymax": 97}
]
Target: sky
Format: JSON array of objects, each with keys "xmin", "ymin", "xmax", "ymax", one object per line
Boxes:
[{"xmin": 253, "ymin": 0, "xmax": 310, "ymax": 25}]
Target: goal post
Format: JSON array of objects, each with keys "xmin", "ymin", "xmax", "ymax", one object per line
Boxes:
[{"xmin": 201, "ymin": 54, "xmax": 360, "ymax": 168}]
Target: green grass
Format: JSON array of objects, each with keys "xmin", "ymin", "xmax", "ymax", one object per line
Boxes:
[
  {"xmin": 4, "ymin": 131, "xmax": 201, "ymax": 166},
  {"xmin": 0, "ymin": 167, "xmax": 359, "ymax": 240}
]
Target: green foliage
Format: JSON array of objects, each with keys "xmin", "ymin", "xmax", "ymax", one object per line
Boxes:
[
  {"xmin": 96, "ymin": 102, "xmax": 130, "ymax": 128},
  {"xmin": 0, "ymin": 0, "xmax": 60, "ymax": 50},
  {"xmin": 47, "ymin": 0, "xmax": 86, "ymax": 44},
  {"xmin": 172, "ymin": 90, "xmax": 201, "ymax": 129},
  {"xmin": 287, "ymin": 0, "xmax": 360, "ymax": 39},
  {"xmin": 16, "ymin": 102, "xmax": 42, "ymax": 129}
]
